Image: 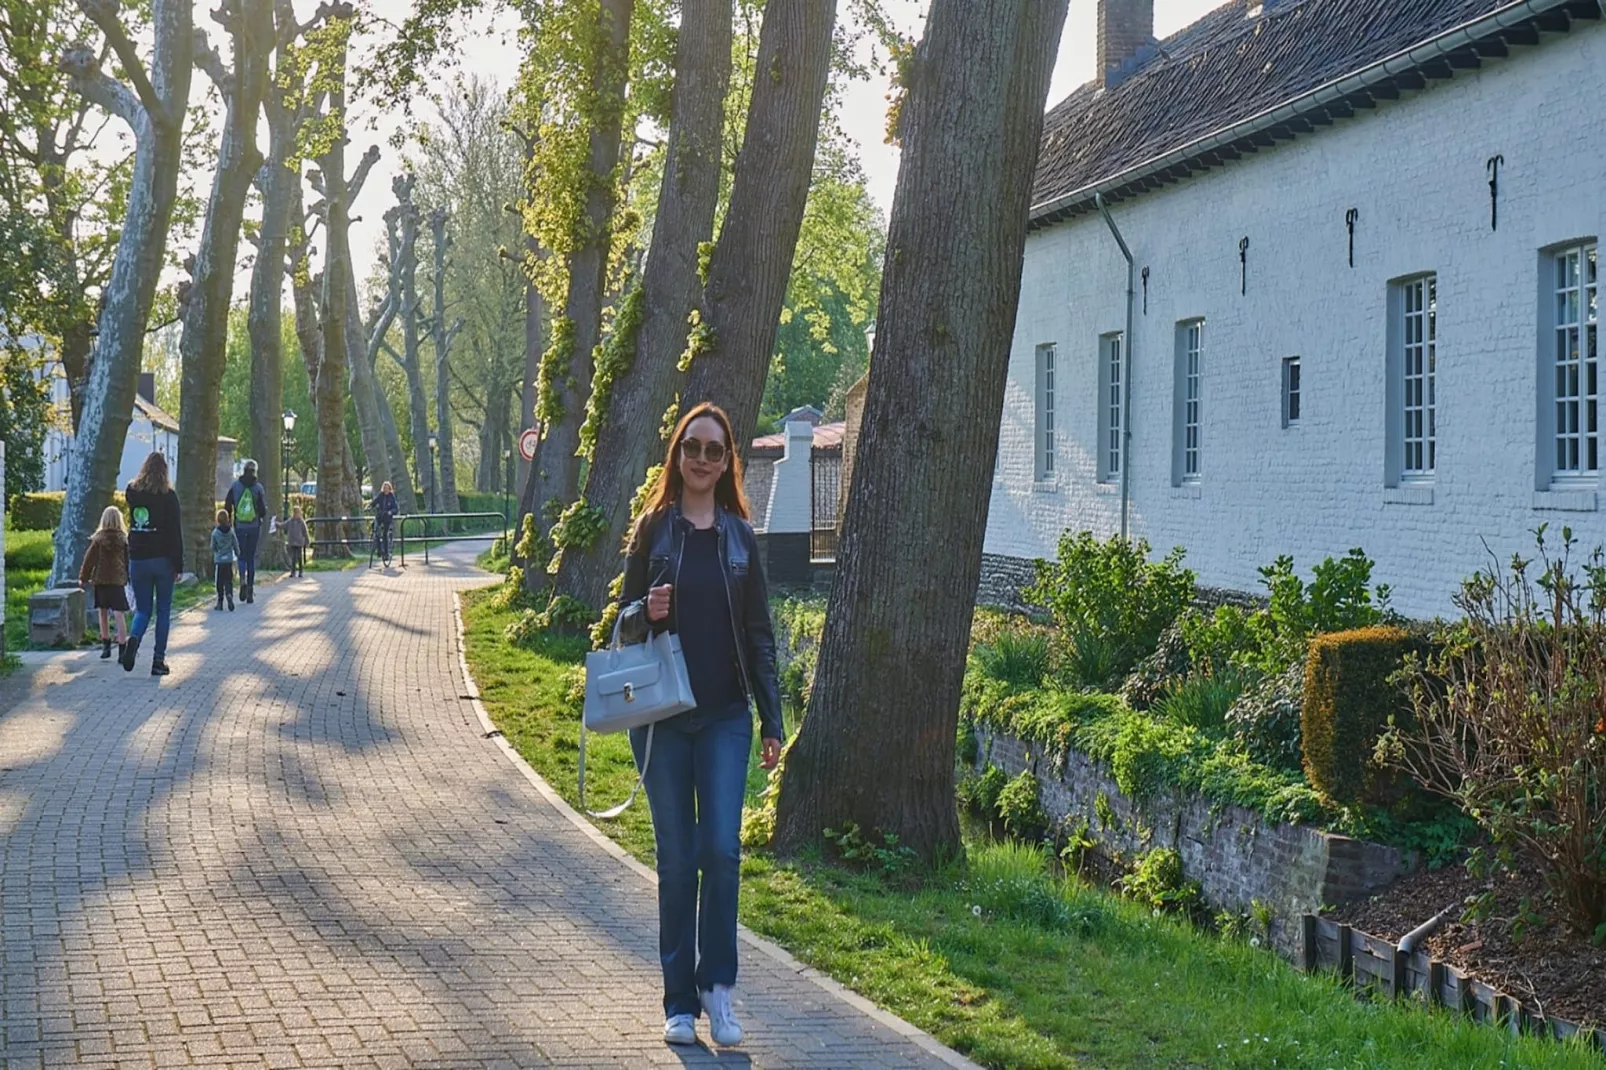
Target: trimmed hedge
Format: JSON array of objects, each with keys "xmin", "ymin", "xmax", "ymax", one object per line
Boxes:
[
  {"xmin": 1301, "ymin": 626, "xmax": 1424, "ymax": 805},
  {"xmin": 8, "ymin": 492, "xmax": 134, "ymax": 531}
]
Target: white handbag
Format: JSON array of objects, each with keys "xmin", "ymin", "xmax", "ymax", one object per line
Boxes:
[{"xmin": 579, "ymin": 612, "xmax": 696, "ymax": 818}]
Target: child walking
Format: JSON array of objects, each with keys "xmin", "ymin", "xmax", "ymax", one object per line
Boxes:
[
  {"xmin": 212, "ymin": 509, "xmax": 240, "ymax": 611},
  {"xmin": 285, "ymin": 506, "xmax": 310, "ymax": 577},
  {"xmin": 78, "ymin": 506, "xmax": 130, "ymax": 660}
]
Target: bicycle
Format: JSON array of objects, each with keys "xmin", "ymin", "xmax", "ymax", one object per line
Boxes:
[{"xmin": 369, "ymin": 515, "xmax": 394, "ymax": 568}]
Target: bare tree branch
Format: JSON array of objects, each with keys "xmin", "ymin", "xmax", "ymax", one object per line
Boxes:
[
  {"xmin": 59, "ymin": 46, "xmax": 142, "ymax": 126},
  {"xmin": 78, "ymin": 0, "xmax": 168, "ymax": 124},
  {"xmin": 191, "ymin": 27, "xmax": 232, "ymax": 94},
  {"xmin": 347, "ymin": 143, "xmax": 381, "ymax": 203}
]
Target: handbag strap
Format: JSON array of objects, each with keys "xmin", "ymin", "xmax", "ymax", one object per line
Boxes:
[{"xmin": 578, "ymin": 720, "xmax": 653, "ymax": 820}]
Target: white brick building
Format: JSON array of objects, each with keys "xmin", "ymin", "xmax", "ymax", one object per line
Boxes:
[{"xmin": 987, "ymin": 0, "xmax": 1606, "ymax": 617}]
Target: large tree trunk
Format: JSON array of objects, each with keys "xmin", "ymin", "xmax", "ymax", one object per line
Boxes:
[
  {"xmin": 429, "ymin": 208, "xmax": 461, "ymax": 514},
  {"xmin": 247, "ymin": 0, "xmax": 303, "ymax": 570},
  {"xmin": 677, "ymin": 0, "xmax": 837, "ymax": 454},
  {"xmin": 552, "ymin": 0, "xmax": 732, "ymax": 614},
  {"xmin": 395, "ymin": 196, "xmax": 434, "ymax": 511},
  {"xmin": 51, "ymin": 0, "xmax": 194, "ymax": 585},
  {"xmin": 178, "ymin": 0, "xmax": 273, "ymax": 578},
  {"xmin": 313, "ymin": 28, "xmax": 354, "ymax": 539},
  {"xmin": 524, "ymin": 0, "xmax": 634, "ymax": 559},
  {"xmin": 772, "ymin": 0, "xmax": 1069, "ymax": 863},
  {"xmin": 345, "ymin": 254, "xmax": 413, "ymax": 509}
]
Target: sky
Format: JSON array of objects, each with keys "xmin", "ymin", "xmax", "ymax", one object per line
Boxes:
[{"xmin": 346, "ymin": 0, "xmax": 1227, "ymax": 280}]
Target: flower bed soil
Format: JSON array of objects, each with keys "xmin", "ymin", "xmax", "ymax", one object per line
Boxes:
[{"xmin": 1331, "ymin": 859, "xmax": 1606, "ymax": 1027}]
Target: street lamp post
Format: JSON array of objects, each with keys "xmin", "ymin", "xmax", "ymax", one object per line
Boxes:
[
  {"xmin": 280, "ymin": 410, "xmax": 296, "ymax": 516},
  {"xmin": 427, "ymin": 433, "xmax": 439, "ymax": 515},
  {"xmin": 502, "ymin": 448, "xmax": 513, "ymax": 530}
]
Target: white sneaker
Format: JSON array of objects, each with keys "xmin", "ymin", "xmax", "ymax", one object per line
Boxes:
[
  {"xmin": 700, "ymin": 985, "xmax": 743, "ymax": 1047},
  {"xmin": 663, "ymin": 1014, "xmax": 696, "ymax": 1046}
]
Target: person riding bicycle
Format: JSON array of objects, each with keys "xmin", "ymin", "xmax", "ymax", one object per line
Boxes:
[{"xmin": 371, "ymin": 481, "xmax": 399, "ymax": 564}]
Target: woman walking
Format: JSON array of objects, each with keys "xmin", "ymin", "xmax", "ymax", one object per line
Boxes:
[
  {"xmin": 78, "ymin": 506, "xmax": 130, "ymax": 659},
  {"xmin": 225, "ymin": 459, "xmax": 267, "ymax": 602},
  {"xmin": 616, "ymin": 402, "xmax": 784, "ymax": 1049},
  {"xmin": 121, "ymin": 452, "xmax": 183, "ymax": 676},
  {"xmin": 371, "ymin": 481, "xmax": 398, "ymax": 565}
]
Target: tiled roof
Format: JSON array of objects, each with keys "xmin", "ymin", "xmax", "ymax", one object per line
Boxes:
[
  {"xmin": 1032, "ymin": 0, "xmax": 1600, "ymax": 223},
  {"xmin": 135, "ymin": 395, "xmax": 180, "ymax": 433},
  {"xmin": 750, "ymin": 421, "xmax": 845, "ymax": 455}
]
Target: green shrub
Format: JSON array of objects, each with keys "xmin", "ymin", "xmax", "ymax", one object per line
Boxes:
[
  {"xmin": 824, "ymin": 822, "xmax": 916, "ymax": 876},
  {"xmin": 1026, "ymin": 532, "xmax": 1195, "ymax": 681},
  {"xmin": 1121, "ymin": 846, "xmax": 1201, "ymax": 914},
  {"xmin": 773, "ymin": 597, "xmax": 825, "ymax": 709},
  {"xmin": 8, "ymin": 491, "xmax": 130, "ymax": 532},
  {"xmin": 1247, "ymin": 550, "xmax": 1392, "ymax": 676},
  {"xmin": 1118, "ymin": 621, "xmax": 1190, "ymax": 710},
  {"xmin": 958, "ymin": 764, "xmax": 1009, "ymax": 814},
  {"xmin": 1058, "ymin": 626, "xmax": 1129, "ymax": 691},
  {"xmin": 995, "ymin": 770, "xmax": 1047, "ymax": 839},
  {"xmin": 1302, "ymin": 626, "xmax": 1423, "ymax": 805},
  {"xmin": 1178, "ymin": 604, "xmax": 1259, "ymax": 676},
  {"xmin": 504, "ymin": 608, "xmax": 546, "ymax": 649},
  {"xmin": 491, "ymin": 566, "xmax": 541, "ymax": 612},
  {"xmin": 973, "ymin": 626, "xmax": 1052, "ymax": 689},
  {"xmin": 1152, "ymin": 669, "xmax": 1250, "ymax": 736},
  {"xmin": 1078, "ymin": 711, "xmax": 1209, "ymax": 802},
  {"xmin": 1225, "ymin": 662, "xmax": 1305, "ymax": 771}
]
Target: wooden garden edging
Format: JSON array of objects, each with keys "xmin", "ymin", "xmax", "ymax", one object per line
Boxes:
[{"xmin": 1302, "ymin": 915, "xmax": 1603, "ymax": 1052}]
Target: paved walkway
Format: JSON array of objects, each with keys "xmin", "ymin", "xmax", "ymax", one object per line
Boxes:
[{"xmin": 0, "ymin": 545, "xmax": 969, "ymax": 1069}]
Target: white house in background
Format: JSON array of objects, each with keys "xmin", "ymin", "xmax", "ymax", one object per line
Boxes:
[
  {"xmin": 986, "ymin": 0, "xmax": 1606, "ymax": 617},
  {"xmin": 41, "ymin": 367, "xmax": 238, "ymax": 496}
]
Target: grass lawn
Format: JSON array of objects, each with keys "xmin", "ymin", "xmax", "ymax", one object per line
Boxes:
[{"xmin": 459, "ymin": 584, "xmax": 1600, "ymax": 1070}]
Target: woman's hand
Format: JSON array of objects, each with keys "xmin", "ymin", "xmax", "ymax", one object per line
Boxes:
[
  {"xmin": 760, "ymin": 737, "xmax": 782, "ymax": 771},
  {"xmin": 647, "ymin": 584, "xmax": 672, "ymax": 622}
]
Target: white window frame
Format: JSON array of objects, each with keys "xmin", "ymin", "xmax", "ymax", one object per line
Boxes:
[
  {"xmin": 1097, "ymin": 333, "xmax": 1124, "ymax": 483},
  {"xmin": 1282, "ymin": 357, "xmax": 1301, "ymax": 428},
  {"xmin": 1034, "ymin": 343, "xmax": 1056, "ymax": 481},
  {"xmin": 1401, "ymin": 275, "xmax": 1437, "ymax": 480},
  {"xmin": 1386, "ymin": 273, "xmax": 1437, "ymax": 486},
  {"xmin": 1546, "ymin": 243, "xmax": 1599, "ymax": 486},
  {"xmin": 1173, "ymin": 320, "xmax": 1203, "ymax": 484}
]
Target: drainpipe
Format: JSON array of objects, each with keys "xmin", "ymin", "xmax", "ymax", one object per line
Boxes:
[{"xmin": 1096, "ymin": 192, "xmax": 1136, "ymax": 540}]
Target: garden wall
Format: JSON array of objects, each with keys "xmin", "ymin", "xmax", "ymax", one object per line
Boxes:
[{"xmin": 978, "ymin": 728, "xmax": 1415, "ymax": 959}]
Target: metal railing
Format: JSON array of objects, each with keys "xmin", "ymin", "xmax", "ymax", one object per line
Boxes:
[
  {"xmin": 304, "ymin": 515, "xmax": 381, "ymax": 556},
  {"xmin": 398, "ymin": 512, "xmax": 508, "ymax": 566}
]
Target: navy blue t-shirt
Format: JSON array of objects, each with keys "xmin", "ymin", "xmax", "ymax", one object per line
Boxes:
[{"xmin": 675, "ymin": 526, "xmax": 745, "ymax": 712}]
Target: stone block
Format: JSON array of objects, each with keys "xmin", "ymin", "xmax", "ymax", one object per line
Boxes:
[{"xmin": 29, "ymin": 585, "xmax": 86, "ymax": 647}]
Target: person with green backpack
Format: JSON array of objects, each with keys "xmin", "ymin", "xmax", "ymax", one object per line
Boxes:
[{"xmin": 225, "ymin": 459, "xmax": 268, "ymax": 603}]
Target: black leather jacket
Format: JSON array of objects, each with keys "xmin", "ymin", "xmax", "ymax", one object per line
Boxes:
[{"xmin": 618, "ymin": 504, "xmax": 784, "ymax": 741}]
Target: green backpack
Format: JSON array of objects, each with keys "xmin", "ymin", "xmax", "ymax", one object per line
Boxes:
[{"xmin": 235, "ymin": 485, "xmax": 257, "ymax": 524}]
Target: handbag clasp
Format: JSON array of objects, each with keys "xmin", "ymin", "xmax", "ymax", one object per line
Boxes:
[{"xmin": 623, "ymin": 682, "xmax": 635, "ymax": 703}]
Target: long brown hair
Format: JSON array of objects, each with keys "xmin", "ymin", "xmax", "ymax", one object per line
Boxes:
[
  {"xmin": 629, "ymin": 402, "xmax": 749, "ymax": 551},
  {"xmin": 129, "ymin": 451, "xmax": 171, "ymax": 495}
]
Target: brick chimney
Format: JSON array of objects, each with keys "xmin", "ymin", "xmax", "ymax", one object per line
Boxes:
[{"xmin": 1098, "ymin": 0, "xmax": 1155, "ymax": 88}]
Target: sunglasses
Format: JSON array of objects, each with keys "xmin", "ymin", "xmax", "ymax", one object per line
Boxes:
[{"xmin": 680, "ymin": 438, "xmax": 728, "ymax": 464}]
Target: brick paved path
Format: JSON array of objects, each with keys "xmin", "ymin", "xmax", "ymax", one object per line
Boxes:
[{"xmin": 0, "ymin": 545, "xmax": 971, "ymax": 1069}]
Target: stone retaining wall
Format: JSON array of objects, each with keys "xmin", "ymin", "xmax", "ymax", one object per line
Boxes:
[{"xmin": 979, "ymin": 729, "xmax": 1415, "ymax": 959}]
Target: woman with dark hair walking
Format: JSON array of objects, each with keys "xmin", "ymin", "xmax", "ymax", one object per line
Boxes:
[
  {"xmin": 121, "ymin": 451, "xmax": 183, "ymax": 676},
  {"xmin": 616, "ymin": 402, "xmax": 784, "ymax": 1049}
]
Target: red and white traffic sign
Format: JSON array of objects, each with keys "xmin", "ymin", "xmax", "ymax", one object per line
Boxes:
[{"xmin": 518, "ymin": 427, "xmax": 540, "ymax": 462}]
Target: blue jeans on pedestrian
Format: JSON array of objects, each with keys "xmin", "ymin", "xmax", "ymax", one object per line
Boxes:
[
  {"xmin": 129, "ymin": 557, "xmax": 176, "ymax": 661},
  {"xmin": 236, "ymin": 525, "xmax": 260, "ymax": 588},
  {"xmin": 630, "ymin": 705, "xmax": 753, "ymax": 1019}
]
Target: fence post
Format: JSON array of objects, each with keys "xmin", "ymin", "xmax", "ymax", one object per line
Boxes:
[
  {"xmin": 1337, "ymin": 924, "xmax": 1354, "ymax": 983},
  {"xmin": 1301, "ymin": 915, "xmax": 1318, "ymax": 973}
]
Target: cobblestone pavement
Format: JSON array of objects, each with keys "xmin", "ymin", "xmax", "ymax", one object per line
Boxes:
[{"xmin": 0, "ymin": 545, "xmax": 971, "ymax": 1069}]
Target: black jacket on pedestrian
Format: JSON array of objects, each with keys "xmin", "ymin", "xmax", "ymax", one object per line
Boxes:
[
  {"xmin": 372, "ymin": 491, "xmax": 398, "ymax": 523},
  {"xmin": 125, "ymin": 484, "xmax": 184, "ymax": 574},
  {"xmin": 618, "ymin": 504, "xmax": 784, "ymax": 742}
]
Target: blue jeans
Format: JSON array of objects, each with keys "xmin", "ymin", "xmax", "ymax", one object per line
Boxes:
[
  {"xmin": 236, "ymin": 526, "xmax": 261, "ymax": 588},
  {"xmin": 129, "ymin": 557, "xmax": 176, "ymax": 660},
  {"xmin": 631, "ymin": 706, "xmax": 753, "ymax": 1019}
]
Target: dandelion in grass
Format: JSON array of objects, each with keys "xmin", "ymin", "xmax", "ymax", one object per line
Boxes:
[
  {"xmin": 1249, "ymin": 936, "xmax": 1261, "ymax": 948},
  {"xmin": 971, "ymin": 904, "xmax": 982, "ymax": 918}
]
